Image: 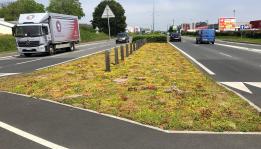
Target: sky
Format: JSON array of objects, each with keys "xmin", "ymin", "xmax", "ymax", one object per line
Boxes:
[{"xmin": 2, "ymin": 0, "xmax": 261, "ymax": 30}]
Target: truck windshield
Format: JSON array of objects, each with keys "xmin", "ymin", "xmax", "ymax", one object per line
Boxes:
[
  {"xmin": 117, "ymin": 33, "xmax": 127, "ymax": 37},
  {"xmin": 15, "ymin": 26, "xmax": 42, "ymax": 37}
]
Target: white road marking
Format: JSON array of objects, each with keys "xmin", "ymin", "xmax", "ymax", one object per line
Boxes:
[
  {"xmin": 36, "ymin": 44, "xmax": 121, "ymax": 71},
  {"xmin": 169, "ymin": 42, "xmax": 216, "ymax": 75},
  {"xmin": 16, "ymin": 59, "xmax": 42, "ymax": 65},
  {"xmin": 0, "ymin": 121, "xmax": 68, "ymax": 149},
  {"xmin": 0, "ymin": 73, "xmax": 19, "ymax": 77},
  {"xmin": 245, "ymin": 82, "xmax": 261, "ymax": 89},
  {"xmin": 2, "ymin": 90, "xmax": 261, "ymax": 135},
  {"xmin": 219, "ymin": 52, "xmax": 232, "ymax": 58},
  {"xmin": 0, "ymin": 55, "xmax": 18, "ymax": 61},
  {"xmin": 221, "ymin": 82, "xmax": 253, "ymax": 94},
  {"xmin": 216, "ymin": 43, "xmax": 261, "ymax": 54},
  {"xmin": 218, "ymin": 40, "xmax": 261, "ymax": 47},
  {"xmin": 218, "ymin": 82, "xmax": 261, "ymax": 113},
  {"xmin": 36, "ymin": 49, "xmax": 108, "ymax": 71}
]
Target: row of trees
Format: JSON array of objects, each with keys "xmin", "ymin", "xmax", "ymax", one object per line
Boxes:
[
  {"xmin": 0, "ymin": 0, "xmax": 85, "ymax": 21},
  {"xmin": 0, "ymin": 0, "xmax": 127, "ymax": 35}
]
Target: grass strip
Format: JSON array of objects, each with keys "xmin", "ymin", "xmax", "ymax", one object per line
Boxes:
[
  {"xmin": 217, "ymin": 36, "xmax": 261, "ymax": 44},
  {"xmin": 0, "ymin": 43, "xmax": 260, "ymax": 132}
]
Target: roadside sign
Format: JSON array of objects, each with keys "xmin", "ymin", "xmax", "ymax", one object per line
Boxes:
[
  {"xmin": 219, "ymin": 17, "xmax": 236, "ymax": 31},
  {"xmin": 240, "ymin": 25, "xmax": 245, "ymax": 30},
  {"xmin": 101, "ymin": 5, "xmax": 115, "ymax": 40},
  {"xmin": 102, "ymin": 5, "xmax": 115, "ymax": 19}
]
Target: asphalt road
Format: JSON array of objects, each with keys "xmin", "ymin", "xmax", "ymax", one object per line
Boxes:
[
  {"xmin": 0, "ymin": 38, "xmax": 261, "ymax": 149},
  {"xmin": 171, "ymin": 37, "xmax": 261, "ymax": 110},
  {"xmin": 0, "ymin": 92, "xmax": 260, "ymax": 149},
  {"xmin": 0, "ymin": 40, "xmax": 117, "ymax": 75}
]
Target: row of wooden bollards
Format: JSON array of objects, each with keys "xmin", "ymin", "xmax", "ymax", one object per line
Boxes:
[{"xmin": 105, "ymin": 39, "xmax": 147, "ymax": 72}]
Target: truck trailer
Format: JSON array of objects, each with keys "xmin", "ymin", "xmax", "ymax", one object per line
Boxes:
[{"xmin": 13, "ymin": 13, "xmax": 80, "ymax": 56}]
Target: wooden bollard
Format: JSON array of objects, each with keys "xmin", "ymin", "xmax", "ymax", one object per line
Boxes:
[
  {"xmin": 126, "ymin": 44, "xmax": 129, "ymax": 57},
  {"xmin": 105, "ymin": 50, "xmax": 110, "ymax": 72},
  {"xmin": 120, "ymin": 46, "xmax": 124, "ymax": 61},
  {"xmin": 133, "ymin": 43, "xmax": 136, "ymax": 51},
  {"xmin": 114, "ymin": 47, "xmax": 119, "ymax": 65},
  {"xmin": 130, "ymin": 43, "xmax": 133, "ymax": 54}
]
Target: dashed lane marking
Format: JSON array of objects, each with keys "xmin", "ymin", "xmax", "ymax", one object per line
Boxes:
[
  {"xmin": 219, "ymin": 52, "xmax": 233, "ymax": 58},
  {"xmin": 16, "ymin": 58, "xmax": 42, "ymax": 65},
  {"xmin": 216, "ymin": 43, "xmax": 261, "ymax": 54}
]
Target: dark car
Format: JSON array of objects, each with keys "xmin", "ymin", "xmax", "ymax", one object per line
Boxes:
[
  {"xmin": 170, "ymin": 33, "xmax": 182, "ymax": 42},
  {"xmin": 116, "ymin": 32, "xmax": 130, "ymax": 44}
]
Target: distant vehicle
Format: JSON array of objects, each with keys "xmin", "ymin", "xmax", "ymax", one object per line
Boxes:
[
  {"xmin": 13, "ymin": 13, "xmax": 80, "ymax": 57},
  {"xmin": 116, "ymin": 32, "xmax": 130, "ymax": 44},
  {"xmin": 196, "ymin": 29, "xmax": 215, "ymax": 44},
  {"xmin": 169, "ymin": 33, "xmax": 182, "ymax": 42}
]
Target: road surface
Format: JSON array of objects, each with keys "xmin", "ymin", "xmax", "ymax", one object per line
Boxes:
[
  {"xmin": 0, "ymin": 92, "xmax": 260, "ymax": 149},
  {"xmin": 0, "ymin": 38, "xmax": 260, "ymax": 149},
  {"xmin": 0, "ymin": 40, "xmax": 117, "ymax": 76},
  {"xmin": 171, "ymin": 37, "xmax": 261, "ymax": 111}
]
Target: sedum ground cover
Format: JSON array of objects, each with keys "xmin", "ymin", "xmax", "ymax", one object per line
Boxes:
[{"xmin": 0, "ymin": 43, "xmax": 260, "ymax": 132}]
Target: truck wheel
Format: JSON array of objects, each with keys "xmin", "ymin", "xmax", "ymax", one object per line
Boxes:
[
  {"xmin": 24, "ymin": 53, "xmax": 32, "ymax": 57},
  {"xmin": 48, "ymin": 45, "xmax": 55, "ymax": 55},
  {"xmin": 67, "ymin": 42, "xmax": 75, "ymax": 52}
]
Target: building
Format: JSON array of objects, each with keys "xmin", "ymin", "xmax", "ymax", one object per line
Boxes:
[
  {"xmin": 0, "ymin": 18, "xmax": 15, "ymax": 35},
  {"xmin": 181, "ymin": 23, "xmax": 190, "ymax": 32},
  {"xmin": 126, "ymin": 26, "xmax": 142, "ymax": 33}
]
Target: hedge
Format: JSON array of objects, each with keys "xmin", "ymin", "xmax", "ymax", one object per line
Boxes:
[
  {"xmin": 181, "ymin": 30, "xmax": 261, "ymax": 38},
  {"xmin": 132, "ymin": 34, "xmax": 167, "ymax": 43},
  {"xmin": 0, "ymin": 35, "xmax": 16, "ymax": 53}
]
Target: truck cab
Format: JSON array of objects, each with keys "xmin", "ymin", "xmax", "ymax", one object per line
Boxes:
[
  {"xmin": 196, "ymin": 29, "xmax": 215, "ymax": 44},
  {"xmin": 13, "ymin": 13, "xmax": 80, "ymax": 57},
  {"xmin": 14, "ymin": 24, "xmax": 51, "ymax": 57}
]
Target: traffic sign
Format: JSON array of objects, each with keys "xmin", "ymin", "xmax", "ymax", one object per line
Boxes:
[
  {"xmin": 101, "ymin": 5, "xmax": 115, "ymax": 40},
  {"xmin": 240, "ymin": 25, "xmax": 245, "ymax": 30},
  {"xmin": 102, "ymin": 5, "xmax": 115, "ymax": 19}
]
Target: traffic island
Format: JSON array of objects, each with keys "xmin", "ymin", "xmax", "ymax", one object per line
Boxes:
[{"xmin": 0, "ymin": 43, "xmax": 260, "ymax": 132}]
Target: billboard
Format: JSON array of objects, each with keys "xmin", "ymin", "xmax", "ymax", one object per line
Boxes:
[{"xmin": 219, "ymin": 18, "xmax": 236, "ymax": 31}]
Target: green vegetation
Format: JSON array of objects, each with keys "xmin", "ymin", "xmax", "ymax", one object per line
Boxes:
[
  {"xmin": 46, "ymin": 0, "xmax": 85, "ymax": 19},
  {"xmin": 80, "ymin": 26, "xmax": 109, "ymax": 42},
  {"xmin": 182, "ymin": 30, "xmax": 261, "ymax": 44},
  {"xmin": 132, "ymin": 34, "xmax": 167, "ymax": 43},
  {"xmin": 217, "ymin": 36, "xmax": 261, "ymax": 44},
  {"xmin": 0, "ymin": 0, "xmax": 44, "ymax": 21},
  {"xmin": 92, "ymin": 0, "xmax": 127, "ymax": 36},
  {"xmin": 0, "ymin": 43, "xmax": 260, "ymax": 132},
  {"xmin": 0, "ymin": 35, "xmax": 16, "ymax": 53}
]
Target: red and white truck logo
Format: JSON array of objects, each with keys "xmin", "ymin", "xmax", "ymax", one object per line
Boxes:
[
  {"xmin": 26, "ymin": 15, "xmax": 35, "ymax": 20},
  {"xmin": 56, "ymin": 21, "xmax": 62, "ymax": 32}
]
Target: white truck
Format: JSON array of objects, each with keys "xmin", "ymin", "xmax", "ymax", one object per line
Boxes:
[{"xmin": 13, "ymin": 13, "xmax": 80, "ymax": 56}]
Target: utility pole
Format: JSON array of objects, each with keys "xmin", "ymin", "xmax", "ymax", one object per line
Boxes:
[
  {"xmin": 152, "ymin": 0, "xmax": 155, "ymax": 32},
  {"xmin": 233, "ymin": 9, "xmax": 236, "ymax": 18}
]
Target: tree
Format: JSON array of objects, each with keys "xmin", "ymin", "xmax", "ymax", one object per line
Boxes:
[
  {"xmin": 46, "ymin": 0, "xmax": 85, "ymax": 19},
  {"xmin": 0, "ymin": 0, "xmax": 45, "ymax": 21},
  {"xmin": 92, "ymin": 0, "xmax": 127, "ymax": 36}
]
